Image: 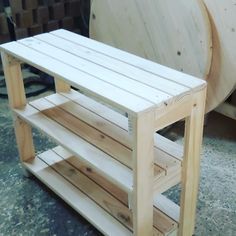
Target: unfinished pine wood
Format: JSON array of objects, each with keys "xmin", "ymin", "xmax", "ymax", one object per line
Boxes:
[
  {"xmin": 28, "ymin": 91, "xmax": 182, "ymax": 190},
  {"xmin": 23, "ymin": 148, "xmax": 178, "ymax": 235},
  {"xmin": 23, "ymin": 156, "xmax": 132, "ymax": 236},
  {"xmin": 0, "ymin": 42, "xmax": 153, "ymax": 115},
  {"xmin": 51, "ymin": 146, "xmax": 178, "ymax": 235},
  {"xmin": 90, "ymin": 0, "xmax": 211, "ymax": 93},
  {"xmin": 203, "ymin": 0, "xmax": 236, "ymax": 112},
  {"xmin": 51, "ymin": 29, "xmax": 206, "ymax": 90},
  {"xmin": 1, "ymin": 53, "xmax": 26, "ymax": 108},
  {"xmin": 179, "ymin": 88, "xmax": 207, "ymax": 236},
  {"xmin": 13, "ymin": 104, "xmax": 133, "ymax": 193},
  {"xmin": 14, "ymin": 118, "xmax": 35, "ymax": 162},
  {"xmin": 0, "ymin": 30, "xmax": 207, "ymax": 236},
  {"xmin": 1, "ymin": 52, "xmax": 35, "ymax": 162},
  {"xmin": 54, "ymin": 77, "xmax": 71, "ymax": 93},
  {"xmin": 54, "ymin": 89, "xmax": 184, "ymax": 163},
  {"xmin": 19, "ymin": 37, "xmax": 171, "ymax": 104},
  {"xmin": 38, "ymin": 92, "xmax": 181, "ymax": 173},
  {"xmin": 130, "ymin": 112, "xmax": 154, "ymax": 236},
  {"xmin": 35, "ymin": 33, "xmax": 188, "ymax": 96},
  {"xmin": 12, "ymin": 91, "xmax": 182, "ymax": 196}
]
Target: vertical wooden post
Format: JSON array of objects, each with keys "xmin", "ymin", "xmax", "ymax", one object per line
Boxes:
[
  {"xmin": 54, "ymin": 77, "xmax": 71, "ymax": 93},
  {"xmin": 129, "ymin": 111, "xmax": 154, "ymax": 236},
  {"xmin": 179, "ymin": 88, "xmax": 207, "ymax": 236},
  {"xmin": 1, "ymin": 52, "xmax": 35, "ymax": 162}
]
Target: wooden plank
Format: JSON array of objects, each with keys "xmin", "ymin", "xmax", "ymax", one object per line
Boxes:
[
  {"xmin": 154, "ymin": 93, "xmax": 194, "ymax": 131},
  {"xmin": 53, "ymin": 145, "xmax": 128, "ymax": 205},
  {"xmin": 154, "ymin": 134, "xmax": 183, "ymax": 162},
  {"xmin": 52, "ymin": 29, "xmax": 206, "ymax": 90},
  {"xmin": 154, "ymin": 167, "xmax": 181, "ymax": 194},
  {"xmin": 153, "ymin": 195, "xmax": 180, "ymax": 223},
  {"xmin": 46, "ymin": 92, "xmax": 131, "ymax": 147},
  {"xmin": 179, "ymin": 88, "xmax": 206, "ymax": 235},
  {"xmin": 33, "ymin": 93, "xmax": 181, "ymax": 181},
  {"xmin": 130, "ymin": 112, "xmax": 154, "ymax": 236},
  {"xmin": 0, "ymin": 42, "xmax": 153, "ymax": 114},
  {"xmin": 54, "ymin": 77, "xmax": 71, "ymax": 93},
  {"xmin": 61, "ymin": 89, "xmax": 129, "ymax": 130},
  {"xmin": 19, "ymin": 37, "xmax": 171, "ymax": 105},
  {"xmin": 1, "ymin": 53, "xmax": 26, "ymax": 108},
  {"xmin": 14, "ymin": 118, "xmax": 35, "ymax": 162},
  {"xmin": 14, "ymin": 104, "xmax": 133, "ymax": 193},
  {"xmin": 60, "ymin": 90, "xmax": 184, "ymax": 164},
  {"xmin": 35, "ymin": 33, "xmax": 188, "ymax": 96},
  {"xmin": 30, "ymin": 97, "xmax": 132, "ymax": 168},
  {"xmin": 39, "ymin": 149, "xmax": 133, "ymax": 230},
  {"xmin": 23, "ymin": 157, "xmax": 132, "ymax": 236},
  {"xmin": 53, "ymin": 146, "xmax": 178, "ymax": 235},
  {"xmin": 1, "ymin": 52, "xmax": 35, "ymax": 162}
]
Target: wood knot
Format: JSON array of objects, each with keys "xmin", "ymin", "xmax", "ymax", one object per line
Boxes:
[{"xmin": 86, "ymin": 167, "xmax": 92, "ymax": 172}]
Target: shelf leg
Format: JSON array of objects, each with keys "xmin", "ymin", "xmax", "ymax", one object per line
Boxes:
[
  {"xmin": 1, "ymin": 52, "xmax": 35, "ymax": 162},
  {"xmin": 54, "ymin": 77, "xmax": 71, "ymax": 93},
  {"xmin": 179, "ymin": 88, "xmax": 206, "ymax": 236},
  {"xmin": 130, "ymin": 111, "xmax": 154, "ymax": 236}
]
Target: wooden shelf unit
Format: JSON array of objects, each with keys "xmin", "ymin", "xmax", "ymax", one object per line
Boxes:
[{"xmin": 0, "ymin": 29, "xmax": 207, "ymax": 236}]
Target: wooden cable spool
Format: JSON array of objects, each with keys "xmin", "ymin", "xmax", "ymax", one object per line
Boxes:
[
  {"xmin": 90, "ymin": 0, "xmax": 236, "ymax": 112},
  {"xmin": 203, "ymin": 0, "xmax": 236, "ymax": 111}
]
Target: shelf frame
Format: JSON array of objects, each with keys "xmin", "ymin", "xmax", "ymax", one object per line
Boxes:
[{"xmin": 1, "ymin": 30, "xmax": 207, "ymax": 236}]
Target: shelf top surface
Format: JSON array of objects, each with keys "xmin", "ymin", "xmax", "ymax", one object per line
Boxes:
[{"xmin": 0, "ymin": 29, "xmax": 206, "ymax": 114}]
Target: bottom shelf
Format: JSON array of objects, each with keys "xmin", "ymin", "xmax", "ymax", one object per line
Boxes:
[{"xmin": 23, "ymin": 146, "xmax": 179, "ymax": 236}]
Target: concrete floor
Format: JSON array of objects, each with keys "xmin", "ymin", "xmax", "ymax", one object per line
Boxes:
[{"xmin": 0, "ymin": 89, "xmax": 235, "ymax": 235}]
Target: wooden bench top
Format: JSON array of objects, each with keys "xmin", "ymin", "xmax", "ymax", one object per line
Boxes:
[{"xmin": 0, "ymin": 29, "xmax": 206, "ymax": 115}]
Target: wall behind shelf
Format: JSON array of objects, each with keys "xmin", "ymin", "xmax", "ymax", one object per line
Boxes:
[{"xmin": 0, "ymin": 0, "xmax": 90, "ymax": 43}]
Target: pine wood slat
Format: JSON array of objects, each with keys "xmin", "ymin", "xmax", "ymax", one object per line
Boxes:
[
  {"xmin": 51, "ymin": 29, "xmax": 206, "ymax": 90},
  {"xmin": 40, "ymin": 148, "xmax": 178, "ymax": 235},
  {"xmin": 35, "ymin": 33, "xmax": 187, "ymax": 96},
  {"xmin": 22, "ymin": 156, "xmax": 132, "ymax": 236},
  {"xmin": 24, "ymin": 146, "xmax": 178, "ymax": 235},
  {"xmin": 13, "ymin": 104, "xmax": 133, "ymax": 193},
  {"xmin": 0, "ymin": 42, "xmax": 153, "ymax": 115},
  {"xmin": 59, "ymin": 89, "xmax": 183, "ymax": 162},
  {"xmin": 40, "ymin": 92, "xmax": 181, "ymax": 174},
  {"xmin": 29, "ymin": 91, "xmax": 181, "ymax": 184},
  {"xmin": 19, "ymin": 37, "xmax": 171, "ymax": 104}
]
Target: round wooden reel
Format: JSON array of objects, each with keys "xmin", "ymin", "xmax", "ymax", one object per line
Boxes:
[{"xmin": 203, "ymin": 0, "xmax": 236, "ymax": 111}]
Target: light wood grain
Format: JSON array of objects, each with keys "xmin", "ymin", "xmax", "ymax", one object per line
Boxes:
[
  {"xmin": 179, "ymin": 88, "xmax": 207, "ymax": 235},
  {"xmin": 14, "ymin": 104, "xmax": 133, "ymax": 193},
  {"xmin": 54, "ymin": 77, "xmax": 70, "ymax": 93},
  {"xmin": 203, "ymin": 0, "xmax": 236, "ymax": 111},
  {"xmin": 52, "ymin": 29, "xmax": 206, "ymax": 90},
  {"xmin": 19, "ymin": 37, "xmax": 171, "ymax": 104},
  {"xmin": 1, "ymin": 52, "xmax": 35, "ymax": 162},
  {"xmin": 89, "ymin": 0, "xmax": 211, "ymax": 91},
  {"xmin": 130, "ymin": 112, "xmax": 154, "ymax": 236},
  {"xmin": 23, "ymin": 156, "xmax": 132, "ymax": 236},
  {"xmin": 0, "ymin": 42, "xmax": 153, "ymax": 115},
  {"xmin": 53, "ymin": 146, "xmax": 178, "ymax": 235},
  {"xmin": 1, "ymin": 52, "xmax": 26, "ymax": 108},
  {"xmin": 35, "ymin": 33, "xmax": 188, "ymax": 96}
]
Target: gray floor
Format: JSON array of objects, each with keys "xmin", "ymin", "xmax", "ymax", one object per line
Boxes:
[{"xmin": 0, "ymin": 90, "xmax": 235, "ymax": 236}]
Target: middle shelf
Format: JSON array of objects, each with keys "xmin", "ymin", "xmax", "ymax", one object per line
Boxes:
[{"xmin": 14, "ymin": 89, "xmax": 183, "ymax": 196}]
